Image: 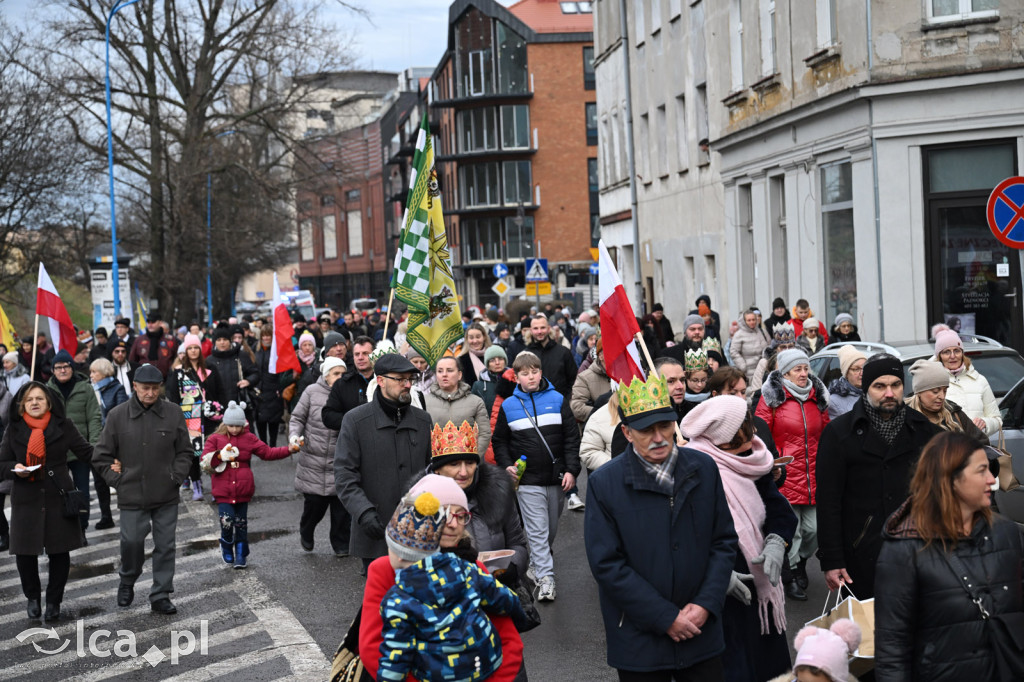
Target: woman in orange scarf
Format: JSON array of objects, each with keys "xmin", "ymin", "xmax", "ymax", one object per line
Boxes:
[{"xmin": 0, "ymin": 382, "xmax": 94, "ymax": 621}]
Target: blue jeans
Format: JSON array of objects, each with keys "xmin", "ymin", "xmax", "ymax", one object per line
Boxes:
[{"xmin": 218, "ymin": 502, "xmax": 248, "ymax": 544}]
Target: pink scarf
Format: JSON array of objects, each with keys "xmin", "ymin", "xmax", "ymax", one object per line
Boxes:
[{"xmin": 687, "ymin": 435, "xmax": 787, "ymax": 635}]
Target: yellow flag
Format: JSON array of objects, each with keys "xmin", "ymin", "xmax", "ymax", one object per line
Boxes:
[{"xmin": 0, "ymin": 302, "xmax": 18, "ymax": 349}]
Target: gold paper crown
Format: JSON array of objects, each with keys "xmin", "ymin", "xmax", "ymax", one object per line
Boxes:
[
  {"xmin": 617, "ymin": 375, "xmax": 672, "ymax": 418},
  {"xmin": 430, "ymin": 420, "xmax": 479, "ymax": 459},
  {"xmin": 684, "ymin": 348, "xmax": 709, "ymax": 373},
  {"xmin": 701, "ymin": 336, "xmax": 722, "ymax": 355}
]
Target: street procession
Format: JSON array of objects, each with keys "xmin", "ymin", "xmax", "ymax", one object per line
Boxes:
[{"xmin": 1, "ymin": 0, "xmax": 1023, "ymax": 681}]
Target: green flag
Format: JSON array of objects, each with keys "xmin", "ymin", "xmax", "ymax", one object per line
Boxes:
[{"xmin": 391, "ymin": 114, "xmax": 463, "ymax": 367}]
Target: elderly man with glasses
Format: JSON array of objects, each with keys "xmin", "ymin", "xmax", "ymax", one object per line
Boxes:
[{"xmin": 335, "ymin": 351, "xmax": 431, "ymax": 574}]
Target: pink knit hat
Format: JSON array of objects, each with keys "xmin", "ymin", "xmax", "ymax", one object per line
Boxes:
[
  {"xmin": 408, "ymin": 473, "xmax": 468, "ymax": 511},
  {"xmin": 934, "ymin": 329, "xmax": 962, "ymax": 355},
  {"xmin": 680, "ymin": 395, "xmax": 748, "ymax": 444},
  {"xmin": 182, "ymin": 333, "xmax": 202, "ymax": 350},
  {"xmin": 793, "ymin": 619, "xmax": 862, "ymax": 682}
]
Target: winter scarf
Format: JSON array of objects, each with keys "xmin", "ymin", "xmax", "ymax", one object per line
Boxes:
[
  {"xmin": 686, "ymin": 435, "xmax": 786, "ymax": 635},
  {"xmin": 23, "ymin": 411, "xmax": 51, "ymax": 475},
  {"xmin": 828, "ymin": 376, "xmax": 862, "ymax": 399},
  {"xmin": 684, "ymin": 391, "xmax": 710, "ymax": 404},
  {"xmin": 466, "ymin": 348, "xmax": 485, "ymax": 378},
  {"xmin": 297, "ymin": 346, "xmax": 317, "ymax": 366},
  {"xmin": 864, "ymin": 400, "xmax": 906, "ymax": 445},
  {"xmin": 782, "ymin": 378, "xmax": 813, "ymax": 402}
]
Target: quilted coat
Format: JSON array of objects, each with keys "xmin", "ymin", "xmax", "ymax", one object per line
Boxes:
[
  {"xmin": 289, "ymin": 376, "xmax": 339, "ymax": 497},
  {"xmin": 754, "ymin": 370, "xmax": 830, "ymax": 505},
  {"xmin": 202, "ymin": 431, "xmax": 291, "ymax": 504}
]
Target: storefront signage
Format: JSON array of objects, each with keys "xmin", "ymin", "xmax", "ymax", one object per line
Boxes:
[{"xmin": 986, "ymin": 176, "xmax": 1024, "ymax": 249}]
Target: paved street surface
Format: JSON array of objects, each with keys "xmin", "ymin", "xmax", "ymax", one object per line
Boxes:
[{"xmin": 1, "ymin": 453, "xmax": 832, "ymax": 680}]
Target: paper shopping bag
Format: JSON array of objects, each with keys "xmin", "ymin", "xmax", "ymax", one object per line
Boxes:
[{"xmin": 805, "ymin": 584, "xmax": 875, "ymax": 673}]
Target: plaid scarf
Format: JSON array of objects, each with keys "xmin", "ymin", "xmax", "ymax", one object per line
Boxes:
[
  {"xmin": 633, "ymin": 446, "xmax": 678, "ymax": 495},
  {"xmin": 864, "ymin": 400, "xmax": 906, "ymax": 445}
]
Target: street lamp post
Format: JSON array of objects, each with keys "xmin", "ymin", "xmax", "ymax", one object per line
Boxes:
[{"xmin": 105, "ymin": 0, "xmax": 144, "ymax": 320}]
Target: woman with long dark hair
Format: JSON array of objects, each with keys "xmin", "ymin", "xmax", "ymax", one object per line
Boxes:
[
  {"xmin": 876, "ymin": 431, "xmax": 1024, "ymax": 681},
  {"xmin": 166, "ymin": 333, "xmax": 222, "ymax": 501},
  {"xmin": 0, "ymin": 382, "xmax": 94, "ymax": 621}
]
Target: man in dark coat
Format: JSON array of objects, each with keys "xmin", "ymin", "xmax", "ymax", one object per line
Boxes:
[
  {"xmin": 92, "ymin": 365, "xmax": 193, "ymax": 615},
  {"xmin": 524, "ymin": 314, "xmax": 577, "ymax": 398},
  {"xmin": 108, "ymin": 339, "xmax": 138, "ymax": 396},
  {"xmin": 585, "ymin": 374, "xmax": 738, "ymax": 678},
  {"xmin": 657, "ymin": 314, "xmax": 706, "ymax": 365},
  {"xmin": 334, "ymin": 352, "xmax": 431, "ymax": 573},
  {"xmin": 128, "ymin": 316, "xmax": 178, "ymax": 378},
  {"xmin": 816, "ymin": 353, "xmax": 941, "ymax": 598},
  {"xmin": 321, "ymin": 336, "xmax": 376, "ymax": 430}
]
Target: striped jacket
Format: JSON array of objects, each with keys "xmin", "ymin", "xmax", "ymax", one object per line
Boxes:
[{"xmin": 492, "ymin": 379, "xmax": 581, "ymax": 487}]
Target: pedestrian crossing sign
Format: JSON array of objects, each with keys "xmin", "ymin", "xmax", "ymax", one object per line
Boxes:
[{"xmin": 525, "ymin": 258, "xmax": 549, "ymax": 282}]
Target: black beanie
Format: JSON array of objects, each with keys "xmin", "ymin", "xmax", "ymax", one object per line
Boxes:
[
  {"xmin": 772, "ymin": 297, "xmax": 786, "ymax": 309},
  {"xmin": 862, "ymin": 353, "xmax": 904, "ymax": 390}
]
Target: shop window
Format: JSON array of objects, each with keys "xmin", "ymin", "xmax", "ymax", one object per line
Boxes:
[{"xmin": 820, "ymin": 161, "xmax": 856, "ymax": 323}]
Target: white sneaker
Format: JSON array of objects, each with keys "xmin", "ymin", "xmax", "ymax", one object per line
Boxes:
[
  {"xmin": 526, "ymin": 565, "xmax": 537, "ymax": 584},
  {"xmin": 567, "ymin": 493, "xmax": 585, "ymax": 511},
  {"xmin": 537, "ymin": 576, "xmax": 556, "ymax": 601}
]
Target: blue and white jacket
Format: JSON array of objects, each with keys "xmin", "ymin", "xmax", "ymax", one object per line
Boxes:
[
  {"xmin": 378, "ymin": 552, "xmax": 524, "ymax": 682},
  {"xmin": 492, "ymin": 378, "xmax": 581, "ymax": 487}
]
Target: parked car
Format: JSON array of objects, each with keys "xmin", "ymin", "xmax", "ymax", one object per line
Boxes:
[
  {"xmin": 348, "ymin": 298, "xmax": 379, "ymax": 318},
  {"xmin": 995, "ymin": 378, "xmax": 1024, "ymax": 523},
  {"xmin": 808, "ymin": 336, "xmax": 1024, "ymax": 399}
]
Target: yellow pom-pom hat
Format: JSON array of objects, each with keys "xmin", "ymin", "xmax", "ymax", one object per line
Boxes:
[{"xmin": 385, "ymin": 474, "xmax": 468, "ymax": 563}]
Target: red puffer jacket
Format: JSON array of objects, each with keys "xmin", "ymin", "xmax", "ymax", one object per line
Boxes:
[
  {"xmin": 755, "ymin": 371, "xmax": 830, "ymax": 505},
  {"xmin": 203, "ymin": 431, "xmax": 292, "ymax": 503}
]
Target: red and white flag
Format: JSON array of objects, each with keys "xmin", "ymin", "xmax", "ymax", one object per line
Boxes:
[
  {"xmin": 598, "ymin": 241, "xmax": 645, "ymax": 384},
  {"xmin": 269, "ymin": 273, "xmax": 301, "ymax": 375},
  {"xmin": 36, "ymin": 263, "xmax": 77, "ymax": 354}
]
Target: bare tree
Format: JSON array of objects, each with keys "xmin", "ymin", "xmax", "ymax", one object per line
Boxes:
[{"xmin": 35, "ymin": 0, "xmax": 363, "ymax": 321}]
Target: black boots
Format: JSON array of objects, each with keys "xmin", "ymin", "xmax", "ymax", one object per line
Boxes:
[{"xmin": 27, "ymin": 598, "xmax": 41, "ymax": 619}]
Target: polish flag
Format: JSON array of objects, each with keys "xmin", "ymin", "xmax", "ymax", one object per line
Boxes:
[
  {"xmin": 598, "ymin": 241, "xmax": 645, "ymax": 384},
  {"xmin": 36, "ymin": 263, "xmax": 77, "ymax": 354},
  {"xmin": 269, "ymin": 273, "xmax": 301, "ymax": 375}
]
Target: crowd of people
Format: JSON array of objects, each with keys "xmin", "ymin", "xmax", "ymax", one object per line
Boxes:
[{"xmin": 0, "ymin": 294, "xmax": 1021, "ymax": 682}]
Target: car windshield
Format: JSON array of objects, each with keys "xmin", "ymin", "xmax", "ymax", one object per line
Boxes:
[{"xmin": 968, "ymin": 353, "xmax": 1024, "ymax": 397}]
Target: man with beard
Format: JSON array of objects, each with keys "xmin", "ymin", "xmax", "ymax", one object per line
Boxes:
[
  {"xmin": 128, "ymin": 315, "xmax": 178, "ymax": 378},
  {"xmin": 334, "ymin": 352, "xmax": 431, "ymax": 574},
  {"xmin": 815, "ymin": 353, "xmax": 941, "ymax": 598},
  {"xmin": 321, "ymin": 336, "xmax": 376, "ymax": 430},
  {"xmin": 657, "ymin": 314, "xmax": 706, "ymax": 366}
]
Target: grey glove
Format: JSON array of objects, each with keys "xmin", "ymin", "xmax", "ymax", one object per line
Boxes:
[
  {"xmin": 750, "ymin": 533, "xmax": 787, "ymax": 586},
  {"xmin": 727, "ymin": 571, "xmax": 753, "ymax": 605}
]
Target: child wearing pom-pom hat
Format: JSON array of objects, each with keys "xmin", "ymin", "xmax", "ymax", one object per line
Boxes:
[
  {"xmin": 768, "ymin": 618, "xmax": 862, "ymax": 682},
  {"xmin": 377, "ymin": 474, "xmax": 526, "ymax": 682}
]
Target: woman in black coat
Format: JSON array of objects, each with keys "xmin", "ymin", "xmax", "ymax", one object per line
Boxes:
[
  {"xmin": 166, "ymin": 335, "xmax": 222, "ymax": 499},
  {"xmin": 253, "ymin": 328, "xmax": 285, "ymax": 447},
  {"xmin": 876, "ymin": 431, "xmax": 1024, "ymax": 681},
  {"xmin": 0, "ymin": 382, "xmax": 94, "ymax": 621},
  {"xmin": 205, "ymin": 328, "xmax": 259, "ymax": 425}
]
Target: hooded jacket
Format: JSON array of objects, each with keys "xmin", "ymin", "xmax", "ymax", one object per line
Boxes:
[
  {"xmin": 422, "ymin": 381, "xmax": 491, "ymax": 457},
  {"xmin": 290, "ymin": 375, "xmax": 339, "ymax": 497},
  {"xmin": 754, "ymin": 371, "xmax": 830, "ymax": 505},
  {"xmin": 570, "ymin": 356, "xmax": 611, "ymax": 423},
  {"xmin": 0, "ymin": 383, "xmax": 93, "ymax": 554},
  {"xmin": 875, "ymin": 500, "xmax": 1024, "ymax": 681},
  {"xmin": 729, "ymin": 321, "xmax": 769, "ymax": 381},
  {"xmin": 827, "ymin": 376, "xmax": 862, "ymax": 419}
]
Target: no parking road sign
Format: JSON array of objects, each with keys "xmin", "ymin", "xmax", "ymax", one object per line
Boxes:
[{"xmin": 987, "ymin": 176, "xmax": 1024, "ymax": 249}]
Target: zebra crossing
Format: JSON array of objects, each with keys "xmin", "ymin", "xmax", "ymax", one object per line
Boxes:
[{"xmin": 0, "ymin": 489, "xmax": 330, "ymax": 681}]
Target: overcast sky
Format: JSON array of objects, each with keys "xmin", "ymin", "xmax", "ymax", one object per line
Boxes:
[{"xmin": 0, "ymin": 0, "xmax": 515, "ymax": 73}]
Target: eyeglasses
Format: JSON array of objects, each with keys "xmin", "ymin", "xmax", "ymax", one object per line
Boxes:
[
  {"xmin": 849, "ymin": 367, "xmax": 865, "ymax": 374},
  {"xmin": 53, "ymin": 364, "xmax": 72, "ymax": 372},
  {"xmin": 379, "ymin": 374, "xmax": 419, "ymax": 386},
  {"xmin": 444, "ymin": 507, "xmax": 472, "ymax": 526},
  {"xmin": 688, "ymin": 377, "xmax": 708, "ymax": 386},
  {"xmin": 939, "ymin": 348, "xmax": 963, "ymax": 357}
]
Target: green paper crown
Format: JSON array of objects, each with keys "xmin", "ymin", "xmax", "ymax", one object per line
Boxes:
[
  {"xmin": 684, "ymin": 348, "xmax": 709, "ymax": 373},
  {"xmin": 702, "ymin": 336, "xmax": 722, "ymax": 355},
  {"xmin": 617, "ymin": 375, "xmax": 672, "ymax": 418},
  {"xmin": 370, "ymin": 340, "xmax": 398, "ymax": 364}
]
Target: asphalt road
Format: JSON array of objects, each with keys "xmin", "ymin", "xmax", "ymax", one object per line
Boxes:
[{"xmin": 1, "ymin": 449, "xmax": 837, "ymax": 680}]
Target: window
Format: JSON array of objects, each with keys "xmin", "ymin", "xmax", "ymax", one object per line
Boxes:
[
  {"xmin": 496, "ymin": 22, "xmax": 528, "ymax": 94},
  {"xmin": 463, "ymin": 218, "xmax": 503, "ymax": 262},
  {"xmin": 502, "ymin": 161, "xmax": 532, "ymax": 206},
  {"xmin": 760, "ymin": 0, "xmax": 776, "ymax": 77},
  {"xmin": 651, "ymin": 0, "xmax": 662, "ymax": 33},
  {"xmin": 345, "ymin": 189, "xmax": 360, "ymax": 202},
  {"xmin": 695, "ymin": 84, "xmax": 710, "ymax": 165},
  {"xmin": 298, "ymin": 199, "xmax": 312, "ymax": 212},
  {"xmin": 639, "ymin": 113, "xmax": 651, "ymax": 182},
  {"xmin": 929, "ymin": 0, "xmax": 998, "ymax": 22},
  {"xmin": 669, "ymin": 0, "xmax": 682, "ymax": 19},
  {"xmin": 459, "ymin": 108, "xmax": 498, "ymax": 152},
  {"xmin": 460, "ymin": 163, "xmax": 500, "ymax": 207},
  {"xmin": 455, "ymin": 9, "xmax": 494, "ymax": 98},
  {"xmin": 505, "ymin": 216, "xmax": 535, "ymax": 260},
  {"xmin": 585, "ymin": 103, "xmax": 598, "ymax": 145},
  {"xmin": 583, "ymin": 46, "xmax": 595, "ymax": 90},
  {"xmin": 691, "ymin": 1, "xmax": 707, "ymax": 83},
  {"xmin": 634, "ymin": 1, "xmax": 645, "ymax": 45},
  {"xmin": 588, "ymin": 158, "xmax": 599, "ymax": 192},
  {"xmin": 674, "ymin": 95, "xmax": 688, "ymax": 172},
  {"xmin": 322, "ymin": 214, "xmax": 337, "ymax": 260},
  {"xmin": 729, "ymin": 0, "xmax": 743, "ymax": 91},
  {"xmin": 320, "ymin": 195, "xmax": 335, "ymax": 206},
  {"xmin": 560, "ymin": 1, "xmax": 592, "ymax": 12},
  {"xmin": 500, "ymin": 105, "xmax": 530, "ymax": 149},
  {"xmin": 820, "ymin": 162, "xmax": 856, "ymax": 323},
  {"xmin": 655, "ymin": 104, "xmax": 668, "ymax": 177},
  {"xmin": 816, "ymin": 0, "xmax": 836, "ymax": 48},
  {"xmin": 299, "ymin": 219, "xmax": 313, "ymax": 261},
  {"xmin": 347, "ymin": 209, "xmax": 363, "ymax": 256}
]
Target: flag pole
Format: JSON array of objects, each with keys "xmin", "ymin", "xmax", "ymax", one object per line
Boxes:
[
  {"xmin": 634, "ymin": 330, "xmax": 686, "ymax": 445},
  {"xmin": 381, "ymin": 288, "xmax": 396, "ymax": 341},
  {"xmin": 30, "ymin": 313, "xmax": 39, "ymax": 381}
]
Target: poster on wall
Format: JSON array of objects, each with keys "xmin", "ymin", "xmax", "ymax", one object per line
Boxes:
[{"xmin": 943, "ymin": 313, "xmax": 976, "ymax": 336}]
